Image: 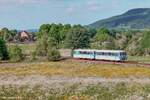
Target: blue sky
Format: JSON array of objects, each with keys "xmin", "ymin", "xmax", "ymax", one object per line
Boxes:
[{"xmin": 0, "ymin": 0, "xmax": 150, "ymax": 29}]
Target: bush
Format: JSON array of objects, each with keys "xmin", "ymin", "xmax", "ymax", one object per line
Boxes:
[
  {"xmin": 47, "ymin": 49, "xmax": 61, "ymax": 61},
  {"xmin": 9, "ymin": 45, "xmax": 24, "ymax": 62},
  {"xmin": 31, "ymin": 51, "xmax": 37, "ymax": 61},
  {"xmin": 0, "ymin": 39, "xmax": 9, "ymax": 60}
]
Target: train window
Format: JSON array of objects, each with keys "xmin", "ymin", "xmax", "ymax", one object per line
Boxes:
[
  {"xmin": 96, "ymin": 52, "xmax": 106, "ymax": 55},
  {"xmin": 96, "ymin": 52, "xmax": 120, "ymax": 56},
  {"xmin": 102, "ymin": 52, "xmax": 105, "ymax": 55},
  {"xmin": 104, "ymin": 53, "xmax": 110, "ymax": 56},
  {"xmin": 111, "ymin": 53, "xmax": 115, "ymax": 56},
  {"xmin": 79, "ymin": 51, "xmax": 93, "ymax": 55},
  {"xmin": 108, "ymin": 53, "xmax": 111, "ymax": 56},
  {"xmin": 96, "ymin": 52, "xmax": 103, "ymax": 55},
  {"xmin": 120, "ymin": 52, "xmax": 127, "ymax": 56},
  {"xmin": 112, "ymin": 53, "xmax": 118, "ymax": 56}
]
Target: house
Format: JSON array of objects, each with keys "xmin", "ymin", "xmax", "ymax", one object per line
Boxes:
[{"xmin": 18, "ymin": 31, "xmax": 33, "ymax": 42}]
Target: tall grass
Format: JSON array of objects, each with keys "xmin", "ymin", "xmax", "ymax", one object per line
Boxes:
[
  {"xmin": 0, "ymin": 61, "xmax": 150, "ymax": 77},
  {"xmin": 0, "ymin": 83, "xmax": 150, "ymax": 100}
]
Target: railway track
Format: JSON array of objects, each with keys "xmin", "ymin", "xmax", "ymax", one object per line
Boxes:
[{"xmin": 72, "ymin": 58, "xmax": 150, "ymax": 67}]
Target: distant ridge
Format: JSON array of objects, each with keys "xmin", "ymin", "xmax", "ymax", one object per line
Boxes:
[{"xmin": 87, "ymin": 8, "xmax": 150, "ymax": 29}]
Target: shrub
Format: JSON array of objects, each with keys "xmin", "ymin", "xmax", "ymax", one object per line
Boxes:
[
  {"xmin": 9, "ymin": 45, "xmax": 24, "ymax": 62},
  {"xmin": 31, "ymin": 51, "xmax": 37, "ymax": 61},
  {"xmin": 0, "ymin": 38, "xmax": 9, "ymax": 60},
  {"xmin": 47, "ymin": 49, "xmax": 61, "ymax": 61},
  {"xmin": 36, "ymin": 39, "xmax": 47, "ymax": 56}
]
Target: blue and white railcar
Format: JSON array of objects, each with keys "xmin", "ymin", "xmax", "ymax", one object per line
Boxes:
[
  {"xmin": 95, "ymin": 50, "xmax": 127, "ymax": 61},
  {"xmin": 73, "ymin": 49, "xmax": 95, "ymax": 59}
]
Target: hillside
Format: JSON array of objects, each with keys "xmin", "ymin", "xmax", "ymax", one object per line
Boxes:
[{"xmin": 87, "ymin": 8, "xmax": 150, "ymax": 29}]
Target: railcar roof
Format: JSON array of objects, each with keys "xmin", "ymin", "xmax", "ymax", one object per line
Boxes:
[{"xmin": 74, "ymin": 49, "xmax": 126, "ymax": 52}]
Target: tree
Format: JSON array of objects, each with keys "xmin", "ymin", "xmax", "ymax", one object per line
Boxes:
[
  {"xmin": 65, "ymin": 25, "xmax": 90, "ymax": 56},
  {"xmin": 88, "ymin": 29, "xmax": 97, "ymax": 38},
  {"xmin": 0, "ymin": 28, "xmax": 17, "ymax": 42},
  {"xmin": 36, "ymin": 24, "xmax": 51, "ymax": 56},
  {"xmin": 9, "ymin": 30, "xmax": 17, "ymax": 41},
  {"xmin": 91, "ymin": 28, "xmax": 116, "ymax": 49},
  {"xmin": 37, "ymin": 24, "xmax": 63, "ymax": 60},
  {"xmin": 65, "ymin": 25, "xmax": 90, "ymax": 49},
  {"xmin": 36, "ymin": 36, "xmax": 48, "ymax": 56},
  {"xmin": 0, "ymin": 28, "xmax": 10, "ymax": 41},
  {"xmin": 47, "ymin": 48, "xmax": 61, "ymax": 61},
  {"xmin": 9, "ymin": 45, "xmax": 24, "ymax": 62},
  {"xmin": 0, "ymin": 38, "xmax": 9, "ymax": 60},
  {"xmin": 97, "ymin": 28, "xmax": 110, "ymax": 35},
  {"xmin": 140, "ymin": 31, "xmax": 150, "ymax": 55},
  {"xmin": 59, "ymin": 24, "xmax": 71, "ymax": 43}
]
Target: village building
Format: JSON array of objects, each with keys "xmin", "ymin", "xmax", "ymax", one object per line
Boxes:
[{"xmin": 18, "ymin": 31, "xmax": 33, "ymax": 42}]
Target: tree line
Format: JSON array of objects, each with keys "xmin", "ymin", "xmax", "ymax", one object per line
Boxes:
[{"xmin": 0, "ymin": 23, "xmax": 150, "ymax": 62}]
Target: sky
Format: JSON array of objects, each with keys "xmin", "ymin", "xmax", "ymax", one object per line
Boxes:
[{"xmin": 0, "ymin": 0, "xmax": 150, "ymax": 29}]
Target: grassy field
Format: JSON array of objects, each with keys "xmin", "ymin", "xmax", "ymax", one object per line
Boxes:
[
  {"xmin": 0, "ymin": 61, "xmax": 150, "ymax": 99},
  {"xmin": 0, "ymin": 82, "xmax": 150, "ymax": 100},
  {"xmin": 0, "ymin": 60, "xmax": 150, "ymax": 78},
  {"xmin": 128, "ymin": 56, "xmax": 150, "ymax": 64},
  {"xmin": 7, "ymin": 43, "xmax": 36, "ymax": 55},
  {"xmin": 2, "ymin": 43, "xmax": 149, "ymax": 99}
]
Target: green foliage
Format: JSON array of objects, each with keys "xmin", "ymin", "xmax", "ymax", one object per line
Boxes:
[
  {"xmin": 0, "ymin": 38, "xmax": 9, "ymax": 60},
  {"xmin": 37, "ymin": 23, "xmax": 72, "ymax": 58},
  {"xmin": 65, "ymin": 25, "xmax": 90, "ymax": 49},
  {"xmin": 31, "ymin": 51, "xmax": 37, "ymax": 61},
  {"xmin": 0, "ymin": 28, "xmax": 17, "ymax": 42},
  {"xmin": 0, "ymin": 28, "xmax": 10, "ymax": 41},
  {"xmin": 93, "ymin": 28, "xmax": 111, "ymax": 42},
  {"xmin": 91, "ymin": 28, "xmax": 116, "ymax": 50},
  {"xmin": 141, "ymin": 31, "xmax": 150, "ymax": 49},
  {"xmin": 94, "ymin": 32, "xmax": 110, "ymax": 42},
  {"xmin": 38, "ymin": 23, "xmax": 72, "ymax": 45},
  {"xmin": 9, "ymin": 45, "xmax": 24, "ymax": 62},
  {"xmin": 36, "ymin": 37, "xmax": 47, "ymax": 56},
  {"xmin": 88, "ymin": 29, "xmax": 97, "ymax": 38},
  {"xmin": 48, "ymin": 37, "xmax": 58, "ymax": 49},
  {"xmin": 97, "ymin": 28, "xmax": 110, "ymax": 34},
  {"xmin": 47, "ymin": 49, "xmax": 61, "ymax": 61}
]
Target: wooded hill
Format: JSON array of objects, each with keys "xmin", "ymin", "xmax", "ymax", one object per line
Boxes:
[{"xmin": 87, "ymin": 8, "xmax": 150, "ymax": 29}]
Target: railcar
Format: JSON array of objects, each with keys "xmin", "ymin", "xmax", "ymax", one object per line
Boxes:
[
  {"xmin": 73, "ymin": 49, "xmax": 127, "ymax": 61},
  {"xmin": 73, "ymin": 49, "xmax": 95, "ymax": 59},
  {"xmin": 95, "ymin": 50, "xmax": 127, "ymax": 61}
]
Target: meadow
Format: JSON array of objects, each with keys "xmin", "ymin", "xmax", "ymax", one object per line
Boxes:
[
  {"xmin": 1, "ymin": 43, "xmax": 149, "ymax": 100},
  {"xmin": 0, "ymin": 61, "xmax": 150, "ymax": 100},
  {"xmin": 0, "ymin": 82, "xmax": 150, "ymax": 100},
  {"xmin": 0, "ymin": 60, "xmax": 150, "ymax": 77}
]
